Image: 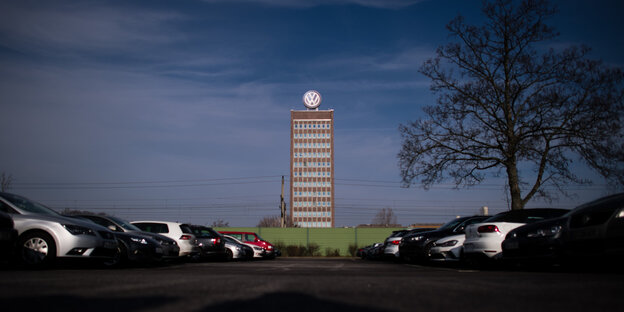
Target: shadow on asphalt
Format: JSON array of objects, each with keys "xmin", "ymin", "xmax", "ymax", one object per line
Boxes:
[
  {"xmin": 201, "ymin": 292, "xmax": 392, "ymax": 312},
  {"xmin": 1, "ymin": 295, "xmax": 178, "ymax": 312}
]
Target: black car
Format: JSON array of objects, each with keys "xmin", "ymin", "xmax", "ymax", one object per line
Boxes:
[
  {"xmin": 72, "ymin": 214, "xmax": 180, "ymax": 264},
  {"xmin": 503, "ymin": 193, "xmax": 624, "ymax": 266},
  {"xmin": 188, "ymin": 225, "xmax": 227, "ymax": 260},
  {"xmin": 502, "ymin": 216, "xmax": 567, "ymax": 264},
  {"xmin": 399, "ymin": 215, "xmax": 489, "ymax": 263},
  {"xmin": 382, "ymin": 228, "xmax": 436, "ymax": 259},
  {"xmin": 0, "ymin": 211, "xmax": 18, "ymax": 262},
  {"xmin": 357, "ymin": 243, "xmax": 384, "ymax": 260}
]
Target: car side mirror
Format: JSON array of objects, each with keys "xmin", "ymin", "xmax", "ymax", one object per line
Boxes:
[
  {"xmin": 107, "ymin": 225, "xmax": 120, "ymax": 232},
  {"xmin": 455, "ymin": 226, "xmax": 465, "ymax": 233}
]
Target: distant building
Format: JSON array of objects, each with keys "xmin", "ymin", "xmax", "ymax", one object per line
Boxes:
[{"xmin": 290, "ymin": 91, "xmax": 335, "ymax": 228}]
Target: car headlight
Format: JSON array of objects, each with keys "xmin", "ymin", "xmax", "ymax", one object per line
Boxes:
[
  {"xmin": 253, "ymin": 246, "xmax": 263, "ymax": 251},
  {"xmin": 435, "ymin": 240, "xmax": 458, "ymax": 247},
  {"xmin": 616, "ymin": 208, "xmax": 624, "ymax": 219},
  {"xmin": 130, "ymin": 237, "xmax": 148, "ymax": 245},
  {"xmin": 410, "ymin": 235, "xmax": 424, "ymax": 241},
  {"xmin": 63, "ymin": 224, "xmax": 95, "ymax": 236},
  {"xmin": 527, "ymin": 225, "xmax": 562, "ymax": 238}
]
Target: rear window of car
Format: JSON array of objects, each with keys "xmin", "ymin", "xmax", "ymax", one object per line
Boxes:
[
  {"xmin": 134, "ymin": 223, "xmax": 169, "ymax": 233},
  {"xmin": 179, "ymin": 224, "xmax": 194, "ymax": 234},
  {"xmin": 191, "ymin": 227, "xmax": 220, "ymax": 238}
]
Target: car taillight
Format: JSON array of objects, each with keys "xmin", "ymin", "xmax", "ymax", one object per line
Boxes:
[
  {"xmin": 390, "ymin": 240, "xmax": 401, "ymax": 245},
  {"xmin": 213, "ymin": 237, "xmax": 221, "ymax": 245},
  {"xmin": 180, "ymin": 235, "xmax": 192, "ymax": 240},
  {"xmin": 478, "ymin": 225, "xmax": 500, "ymax": 233}
]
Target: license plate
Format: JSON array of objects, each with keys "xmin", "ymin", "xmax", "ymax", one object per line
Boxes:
[
  {"xmin": 104, "ymin": 241, "xmax": 117, "ymax": 249},
  {"xmin": 505, "ymin": 241, "xmax": 519, "ymax": 250}
]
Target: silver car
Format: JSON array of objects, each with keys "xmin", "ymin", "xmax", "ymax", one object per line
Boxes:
[{"xmin": 0, "ymin": 192, "xmax": 119, "ymax": 267}]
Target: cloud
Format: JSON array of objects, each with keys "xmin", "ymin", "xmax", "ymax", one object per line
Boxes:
[{"xmin": 0, "ymin": 1, "xmax": 185, "ymax": 57}]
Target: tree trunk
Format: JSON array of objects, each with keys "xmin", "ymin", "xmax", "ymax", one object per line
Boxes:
[{"xmin": 506, "ymin": 160, "xmax": 523, "ymax": 210}]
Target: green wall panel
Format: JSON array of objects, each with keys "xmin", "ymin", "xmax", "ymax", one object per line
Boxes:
[{"xmin": 214, "ymin": 227, "xmax": 405, "ymax": 256}]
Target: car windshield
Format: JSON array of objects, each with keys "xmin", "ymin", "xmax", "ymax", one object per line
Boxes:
[
  {"xmin": 108, "ymin": 216, "xmax": 142, "ymax": 231},
  {"xmin": 437, "ymin": 218, "xmax": 466, "ymax": 231},
  {"xmin": 0, "ymin": 192, "xmax": 60, "ymax": 216}
]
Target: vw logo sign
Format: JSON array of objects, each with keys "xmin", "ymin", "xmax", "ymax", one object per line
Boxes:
[{"xmin": 303, "ymin": 90, "xmax": 322, "ymax": 109}]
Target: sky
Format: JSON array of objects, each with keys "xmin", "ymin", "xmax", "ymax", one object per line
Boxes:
[{"xmin": 1, "ymin": 0, "xmax": 623, "ymax": 227}]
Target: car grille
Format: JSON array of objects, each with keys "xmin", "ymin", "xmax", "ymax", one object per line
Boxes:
[{"xmin": 91, "ymin": 247, "xmax": 118, "ymax": 258}]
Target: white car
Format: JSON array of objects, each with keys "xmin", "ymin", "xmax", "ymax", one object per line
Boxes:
[
  {"xmin": 463, "ymin": 208, "xmax": 569, "ymax": 261},
  {"xmin": 224, "ymin": 235, "xmax": 265, "ymax": 258},
  {"xmin": 0, "ymin": 192, "xmax": 119, "ymax": 267},
  {"xmin": 131, "ymin": 221, "xmax": 200, "ymax": 257},
  {"xmin": 429, "ymin": 234, "xmax": 465, "ymax": 261}
]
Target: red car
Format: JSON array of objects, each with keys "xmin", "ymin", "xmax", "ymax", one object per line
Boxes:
[{"xmin": 218, "ymin": 231, "xmax": 277, "ymax": 259}]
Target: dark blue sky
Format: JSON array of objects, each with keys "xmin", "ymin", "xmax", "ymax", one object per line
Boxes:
[{"xmin": 1, "ymin": 0, "xmax": 622, "ymax": 226}]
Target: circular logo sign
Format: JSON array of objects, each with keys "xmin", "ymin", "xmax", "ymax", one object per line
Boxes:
[{"xmin": 303, "ymin": 90, "xmax": 322, "ymax": 109}]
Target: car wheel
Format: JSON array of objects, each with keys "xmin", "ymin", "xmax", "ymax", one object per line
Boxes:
[
  {"xmin": 18, "ymin": 231, "xmax": 56, "ymax": 267},
  {"xmin": 224, "ymin": 248, "xmax": 233, "ymax": 261},
  {"xmin": 103, "ymin": 241, "xmax": 127, "ymax": 267}
]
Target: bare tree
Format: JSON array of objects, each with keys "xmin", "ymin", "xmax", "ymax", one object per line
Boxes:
[
  {"xmin": 257, "ymin": 216, "xmax": 281, "ymax": 227},
  {"xmin": 211, "ymin": 219, "xmax": 230, "ymax": 227},
  {"xmin": 399, "ymin": 0, "xmax": 624, "ymax": 210},
  {"xmin": 1, "ymin": 172, "xmax": 13, "ymax": 192},
  {"xmin": 371, "ymin": 207, "xmax": 398, "ymax": 227},
  {"xmin": 257, "ymin": 215, "xmax": 299, "ymax": 227}
]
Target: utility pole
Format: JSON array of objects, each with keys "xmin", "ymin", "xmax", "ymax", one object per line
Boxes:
[{"xmin": 280, "ymin": 175, "xmax": 286, "ymax": 228}]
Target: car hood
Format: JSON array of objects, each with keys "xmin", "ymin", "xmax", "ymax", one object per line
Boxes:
[{"xmin": 14, "ymin": 212, "xmax": 110, "ymax": 231}]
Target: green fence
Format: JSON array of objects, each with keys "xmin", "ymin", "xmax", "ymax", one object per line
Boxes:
[{"xmin": 215, "ymin": 227, "xmax": 405, "ymax": 256}]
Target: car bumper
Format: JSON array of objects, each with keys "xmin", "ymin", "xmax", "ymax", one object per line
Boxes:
[
  {"xmin": 463, "ymin": 239, "xmax": 503, "ymax": 259},
  {"xmin": 429, "ymin": 246, "xmax": 462, "ymax": 261}
]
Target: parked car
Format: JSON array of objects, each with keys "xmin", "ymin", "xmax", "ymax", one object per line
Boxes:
[
  {"xmin": 219, "ymin": 231, "xmax": 276, "ymax": 259},
  {"xmin": 131, "ymin": 221, "xmax": 200, "ymax": 258},
  {"xmin": 503, "ymin": 193, "xmax": 624, "ymax": 266},
  {"xmin": 357, "ymin": 242, "xmax": 384, "ymax": 260},
  {"xmin": 399, "ymin": 216, "xmax": 489, "ymax": 263},
  {"xmin": 0, "ymin": 192, "xmax": 118, "ymax": 267},
  {"xmin": 0, "ymin": 210, "xmax": 18, "ymax": 262},
  {"xmin": 383, "ymin": 228, "xmax": 435, "ymax": 259},
  {"xmin": 72, "ymin": 214, "xmax": 180, "ymax": 264},
  {"xmin": 222, "ymin": 235, "xmax": 254, "ymax": 260},
  {"xmin": 188, "ymin": 225, "xmax": 227, "ymax": 260},
  {"xmin": 463, "ymin": 208, "xmax": 569, "ymax": 262},
  {"xmin": 428, "ymin": 234, "xmax": 466, "ymax": 262}
]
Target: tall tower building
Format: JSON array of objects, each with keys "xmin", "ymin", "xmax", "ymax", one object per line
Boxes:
[{"xmin": 290, "ymin": 90, "xmax": 335, "ymax": 228}]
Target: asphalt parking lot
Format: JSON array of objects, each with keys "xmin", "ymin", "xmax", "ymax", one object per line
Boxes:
[{"xmin": 1, "ymin": 258, "xmax": 623, "ymax": 312}]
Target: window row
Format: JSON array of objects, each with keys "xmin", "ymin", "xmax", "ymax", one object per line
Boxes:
[
  {"xmin": 296, "ymin": 222, "xmax": 332, "ymax": 228},
  {"xmin": 293, "ymin": 142, "xmax": 331, "ymax": 148},
  {"xmin": 293, "ymin": 201, "xmax": 331, "ymax": 207},
  {"xmin": 293, "ymin": 211, "xmax": 331, "ymax": 217},
  {"xmin": 294, "ymin": 152, "xmax": 330, "ymax": 158},
  {"xmin": 293, "ymin": 123, "xmax": 331, "ymax": 130},
  {"xmin": 293, "ymin": 133, "xmax": 330, "ymax": 139},
  {"xmin": 293, "ymin": 171, "xmax": 331, "ymax": 177},
  {"xmin": 293, "ymin": 181, "xmax": 331, "ymax": 187},
  {"xmin": 293, "ymin": 191, "xmax": 331, "ymax": 197},
  {"xmin": 293, "ymin": 161, "xmax": 331, "ymax": 168}
]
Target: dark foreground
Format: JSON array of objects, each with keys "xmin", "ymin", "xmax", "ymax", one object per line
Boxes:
[{"xmin": 1, "ymin": 258, "xmax": 622, "ymax": 312}]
